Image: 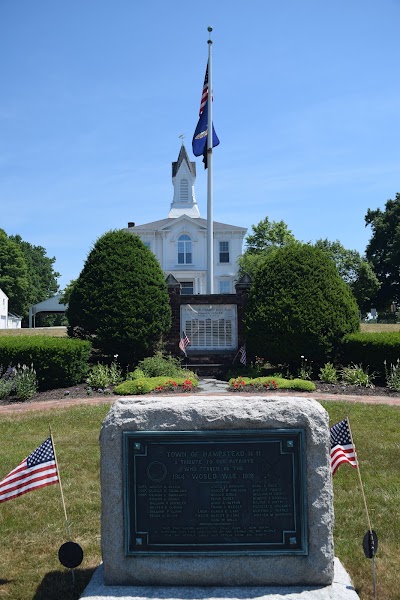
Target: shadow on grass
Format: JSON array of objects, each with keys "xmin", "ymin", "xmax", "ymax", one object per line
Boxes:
[{"xmin": 33, "ymin": 568, "xmax": 96, "ymax": 600}]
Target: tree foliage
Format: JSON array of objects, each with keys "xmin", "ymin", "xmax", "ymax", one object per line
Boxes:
[
  {"xmin": 245, "ymin": 217, "xmax": 297, "ymax": 253},
  {"xmin": 245, "ymin": 244, "xmax": 359, "ymax": 367},
  {"xmin": 59, "ymin": 279, "xmax": 76, "ymax": 305},
  {"xmin": 365, "ymin": 193, "xmax": 400, "ymax": 309},
  {"xmin": 10, "ymin": 235, "xmax": 60, "ymax": 307},
  {"xmin": 67, "ymin": 230, "xmax": 172, "ymax": 364},
  {"xmin": 0, "ymin": 230, "xmax": 60, "ymax": 320},
  {"xmin": 238, "ymin": 217, "xmax": 298, "ymax": 278},
  {"xmin": 0, "ymin": 229, "xmax": 29, "ymax": 316},
  {"xmin": 314, "ymin": 239, "xmax": 380, "ymax": 315}
]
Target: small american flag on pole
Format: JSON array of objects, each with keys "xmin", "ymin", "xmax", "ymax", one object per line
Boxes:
[
  {"xmin": 0, "ymin": 437, "xmax": 59, "ymax": 503},
  {"xmin": 179, "ymin": 331, "xmax": 190, "ymax": 356},
  {"xmin": 330, "ymin": 418, "xmax": 358, "ymax": 476},
  {"xmin": 199, "ymin": 63, "xmax": 209, "ymax": 116},
  {"xmin": 239, "ymin": 344, "xmax": 247, "ymax": 366}
]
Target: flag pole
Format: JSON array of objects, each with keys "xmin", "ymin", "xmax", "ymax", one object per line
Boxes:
[
  {"xmin": 346, "ymin": 417, "xmax": 378, "ymax": 599},
  {"xmin": 206, "ymin": 26, "xmax": 214, "ymax": 294},
  {"xmin": 49, "ymin": 426, "xmax": 71, "ymax": 541},
  {"xmin": 346, "ymin": 417, "xmax": 373, "ymax": 533}
]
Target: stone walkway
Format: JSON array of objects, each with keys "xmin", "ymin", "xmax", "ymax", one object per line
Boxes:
[{"xmin": 0, "ymin": 378, "xmax": 399, "ymax": 415}]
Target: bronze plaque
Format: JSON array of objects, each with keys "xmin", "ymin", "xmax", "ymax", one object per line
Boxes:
[{"xmin": 124, "ymin": 430, "xmax": 307, "ymax": 555}]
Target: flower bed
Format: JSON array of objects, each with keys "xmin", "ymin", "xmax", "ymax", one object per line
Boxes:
[
  {"xmin": 229, "ymin": 376, "xmax": 316, "ymax": 392},
  {"xmin": 114, "ymin": 376, "xmax": 198, "ymax": 395}
]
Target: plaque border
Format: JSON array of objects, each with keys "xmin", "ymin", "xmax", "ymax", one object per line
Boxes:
[{"xmin": 123, "ymin": 429, "xmax": 307, "ymax": 556}]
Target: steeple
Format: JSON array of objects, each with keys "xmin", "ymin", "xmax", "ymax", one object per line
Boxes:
[{"xmin": 168, "ymin": 144, "xmax": 200, "ymax": 218}]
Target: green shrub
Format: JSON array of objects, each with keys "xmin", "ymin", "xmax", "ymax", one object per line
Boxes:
[
  {"xmin": 0, "ymin": 378, "xmax": 14, "ymax": 400},
  {"xmin": 384, "ymin": 359, "xmax": 400, "ymax": 391},
  {"xmin": 129, "ymin": 368, "xmax": 146, "ymax": 380},
  {"xmin": 0, "ymin": 363, "xmax": 38, "ymax": 401},
  {"xmin": 67, "ymin": 231, "xmax": 172, "ymax": 365},
  {"xmin": 137, "ymin": 352, "xmax": 196, "ymax": 379},
  {"xmin": 341, "ymin": 331, "xmax": 400, "ymax": 382},
  {"xmin": 245, "ymin": 244, "xmax": 359, "ymax": 367},
  {"xmin": 297, "ymin": 355, "xmax": 313, "ymax": 380},
  {"xmin": 114, "ymin": 376, "xmax": 198, "ymax": 395},
  {"xmin": 115, "ymin": 378, "xmax": 153, "ymax": 395},
  {"xmin": 0, "ymin": 365, "xmax": 14, "ymax": 399},
  {"xmin": 0, "ymin": 336, "xmax": 91, "ymax": 390},
  {"xmin": 86, "ymin": 359, "xmax": 123, "ymax": 390},
  {"xmin": 319, "ymin": 362, "xmax": 338, "ymax": 383},
  {"xmin": 13, "ymin": 364, "xmax": 38, "ymax": 400},
  {"xmin": 340, "ymin": 363, "xmax": 375, "ymax": 388}
]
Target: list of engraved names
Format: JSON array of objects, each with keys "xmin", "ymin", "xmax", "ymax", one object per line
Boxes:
[{"xmin": 127, "ymin": 433, "xmax": 304, "ymax": 553}]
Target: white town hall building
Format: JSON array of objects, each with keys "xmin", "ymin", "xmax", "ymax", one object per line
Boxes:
[{"xmin": 125, "ymin": 144, "xmax": 247, "ymax": 295}]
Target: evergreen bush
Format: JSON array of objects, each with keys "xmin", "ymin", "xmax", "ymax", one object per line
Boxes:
[
  {"xmin": 341, "ymin": 331, "xmax": 400, "ymax": 382},
  {"xmin": 0, "ymin": 336, "xmax": 91, "ymax": 390},
  {"xmin": 245, "ymin": 244, "xmax": 359, "ymax": 367},
  {"xmin": 67, "ymin": 230, "xmax": 172, "ymax": 365}
]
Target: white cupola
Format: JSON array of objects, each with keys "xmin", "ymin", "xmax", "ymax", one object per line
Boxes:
[{"xmin": 168, "ymin": 143, "xmax": 200, "ymax": 218}]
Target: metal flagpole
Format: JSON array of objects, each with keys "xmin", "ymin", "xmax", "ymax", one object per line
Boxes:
[
  {"xmin": 206, "ymin": 26, "xmax": 214, "ymax": 294},
  {"xmin": 49, "ymin": 426, "xmax": 71, "ymax": 541},
  {"xmin": 48, "ymin": 427, "xmax": 84, "ymax": 582},
  {"xmin": 346, "ymin": 417, "xmax": 378, "ymax": 599}
]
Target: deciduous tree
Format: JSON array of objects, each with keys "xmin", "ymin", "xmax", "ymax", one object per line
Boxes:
[
  {"xmin": 238, "ymin": 217, "xmax": 298, "ymax": 278},
  {"xmin": 10, "ymin": 235, "xmax": 60, "ymax": 308},
  {"xmin": 314, "ymin": 239, "xmax": 380, "ymax": 315},
  {"xmin": 365, "ymin": 193, "xmax": 400, "ymax": 310},
  {"xmin": 0, "ymin": 229, "xmax": 29, "ymax": 316}
]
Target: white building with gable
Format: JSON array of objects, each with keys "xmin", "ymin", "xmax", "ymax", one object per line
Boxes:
[
  {"xmin": 0, "ymin": 288, "xmax": 22, "ymax": 329},
  {"xmin": 126, "ymin": 144, "xmax": 247, "ymax": 294}
]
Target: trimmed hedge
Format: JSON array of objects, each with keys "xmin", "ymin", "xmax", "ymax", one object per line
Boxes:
[
  {"xmin": 229, "ymin": 376, "xmax": 316, "ymax": 392},
  {"xmin": 67, "ymin": 230, "xmax": 172, "ymax": 364},
  {"xmin": 114, "ymin": 376, "xmax": 199, "ymax": 395},
  {"xmin": 245, "ymin": 244, "xmax": 359, "ymax": 368},
  {"xmin": 0, "ymin": 336, "xmax": 91, "ymax": 390},
  {"xmin": 341, "ymin": 332, "xmax": 400, "ymax": 382}
]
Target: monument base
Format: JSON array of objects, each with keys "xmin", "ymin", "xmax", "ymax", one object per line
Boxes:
[{"xmin": 80, "ymin": 558, "xmax": 360, "ymax": 599}]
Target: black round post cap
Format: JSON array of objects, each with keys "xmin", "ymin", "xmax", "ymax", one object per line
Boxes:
[{"xmin": 58, "ymin": 541, "xmax": 84, "ymax": 569}]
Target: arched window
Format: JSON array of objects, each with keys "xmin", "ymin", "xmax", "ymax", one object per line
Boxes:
[
  {"xmin": 178, "ymin": 235, "xmax": 192, "ymax": 264},
  {"xmin": 180, "ymin": 179, "xmax": 189, "ymax": 202}
]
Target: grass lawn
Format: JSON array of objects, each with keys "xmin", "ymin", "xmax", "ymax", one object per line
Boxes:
[
  {"xmin": 0, "ymin": 400, "xmax": 398, "ymax": 600},
  {"xmin": 0, "ymin": 327, "xmax": 68, "ymax": 337},
  {"xmin": 360, "ymin": 323, "xmax": 400, "ymax": 333}
]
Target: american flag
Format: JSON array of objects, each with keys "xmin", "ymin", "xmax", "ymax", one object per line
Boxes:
[
  {"xmin": 330, "ymin": 419, "xmax": 358, "ymax": 476},
  {"xmin": 179, "ymin": 331, "xmax": 190, "ymax": 356},
  {"xmin": 239, "ymin": 344, "xmax": 247, "ymax": 366},
  {"xmin": 0, "ymin": 437, "xmax": 59, "ymax": 503},
  {"xmin": 199, "ymin": 63, "xmax": 209, "ymax": 115}
]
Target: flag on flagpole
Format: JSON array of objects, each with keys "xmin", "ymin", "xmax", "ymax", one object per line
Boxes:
[
  {"xmin": 193, "ymin": 62, "xmax": 219, "ymax": 169},
  {"xmin": 199, "ymin": 63, "xmax": 209, "ymax": 116},
  {"xmin": 179, "ymin": 331, "xmax": 191, "ymax": 356},
  {"xmin": 0, "ymin": 437, "xmax": 59, "ymax": 503},
  {"xmin": 239, "ymin": 344, "xmax": 247, "ymax": 366},
  {"xmin": 192, "ymin": 100, "xmax": 220, "ymax": 168},
  {"xmin": 330, "ymin": 419, "xmax": 358, "ymax": 476}
]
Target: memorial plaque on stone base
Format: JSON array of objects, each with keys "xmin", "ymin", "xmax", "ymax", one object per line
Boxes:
[
  {"xmin": 100, "ymin": 396, "xmax": 334, "ymax": 586},
  {"xmin": 124, "ymin": 430, "xmax": 307, "ymax": 555}
]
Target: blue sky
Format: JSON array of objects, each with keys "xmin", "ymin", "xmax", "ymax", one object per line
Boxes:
[{"xmin": 1, "ymin": 1, "xmax": 399, "ymax": 289}]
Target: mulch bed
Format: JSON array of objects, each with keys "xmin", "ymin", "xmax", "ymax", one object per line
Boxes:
[{"xmin": 314, "ymin": 381, "xmax": 400, "ymax": 397}]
